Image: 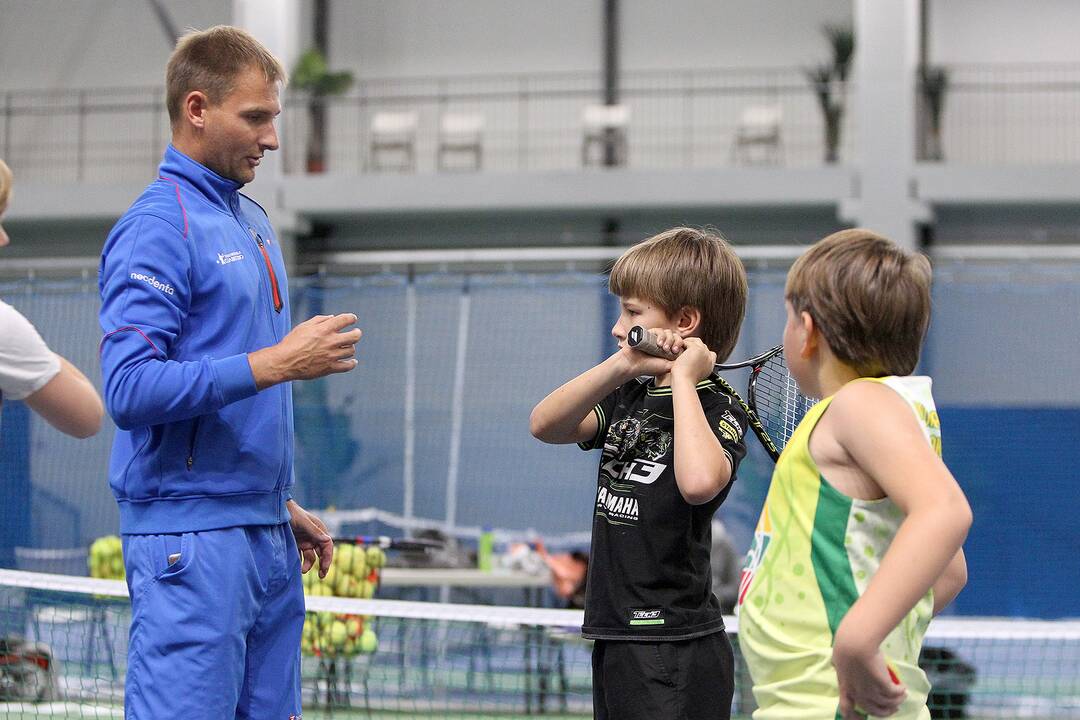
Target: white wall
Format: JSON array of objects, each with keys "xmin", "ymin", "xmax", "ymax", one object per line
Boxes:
[
  {"xmin": 6, "ymin": 1, "xmax": 1080, "ymax": 91},
  {"xmin": 930, "ymin": 0, "xmax": 1080, "ymax": 64},
  {"xmin": 0, "ymin": 0, "xmax": 229, "ymax": 92},
  {"xmin": 326, "ymin": 0, "xmax": 851, "ymax": 79},
  {"xmin": 622, "ymin": 0, "xmax": 851, "ymax": 70},
  {"xmin": 326, "ymin": 1, "xmax": 600, "ymax": 78}
]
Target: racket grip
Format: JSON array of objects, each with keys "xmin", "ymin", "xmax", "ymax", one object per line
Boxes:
[{"xmin": 627, "ymin": 326, "xmax": 678, "ymax": 360}]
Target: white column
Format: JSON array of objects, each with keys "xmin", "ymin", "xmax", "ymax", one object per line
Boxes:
[
  {"xmin": 232, "ymin": 0, "xmax": 305, "ymax": 263},
  {"xmin": 846, "ymin": 0, "xmax": 928, "ymax": 250}
]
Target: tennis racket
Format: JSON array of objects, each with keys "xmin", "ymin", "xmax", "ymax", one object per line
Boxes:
[
  {"xmin": 626, "ymin": 325, "xmax": 815, "ymax": 461},
  {"xmin": 333, "ymin": 535, "xmax": 444, "ymax": 551}
]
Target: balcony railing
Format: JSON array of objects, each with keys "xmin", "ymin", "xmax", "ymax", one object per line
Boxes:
[
  {"xmin": 2, "ymin": 64, "xmax": 1078, "ymax": 185},
  {"xmin": 0, "ymin": 67, "xmax": 848, "ymax": 183},
  {"xmin": 917, "ymin": 63, "xmax": 1080, "ymax": 164}
]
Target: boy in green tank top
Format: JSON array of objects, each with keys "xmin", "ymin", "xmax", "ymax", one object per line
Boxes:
[{"xmin": 738, "ymin": 229, "xmax": 972, "ymax": 720}]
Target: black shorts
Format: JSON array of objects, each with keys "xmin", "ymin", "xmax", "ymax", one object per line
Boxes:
[{"xmin": 592, "ymin": 631, "xmax": 735, "ymax": 720}]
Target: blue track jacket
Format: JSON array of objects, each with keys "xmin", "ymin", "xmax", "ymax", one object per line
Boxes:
[{"xmin": 99, "ymin": 145, "xmax": 293, "ymax": 534}]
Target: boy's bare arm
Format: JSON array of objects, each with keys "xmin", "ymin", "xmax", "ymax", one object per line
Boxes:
[
  {"xmin": 670, "ymin": 338, "xmax": 731, "ymax": 505},
  {"xmin": 530, "ymin": 352, "xmax": 634, "ymax": 445},
  {"xmin": 932, "ymin": 548, "xmax": 968, "ymax": 615},
  {"xmin": 24, "ymin": 354, "xmax": 104, "ymax": 439},
  {"xmin": 828, "ymin": 381, "xmax": 972, "ymax": 718},
  {"xmin": 531, "ymin": 343, "xmax": 677, "ymax": 444}
]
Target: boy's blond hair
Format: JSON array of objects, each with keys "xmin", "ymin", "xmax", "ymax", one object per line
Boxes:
[
  {"xmin": 166, "ymin": 25, "xmax": 286, "ymax": 128},
  {"xmin": 786, "ymin": 228, "xmax": 931, "ymax": 376},
  {"xmin": 609, "ymin": 227, "xmax": 747, "ymax": 360},
  {"xmin": 0, "ymin": 158, "xmax": 12, "ymax": 210}
]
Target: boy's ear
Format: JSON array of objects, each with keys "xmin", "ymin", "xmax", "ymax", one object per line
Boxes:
[
  {"xmin": 676, "ymin": 306, "xmax": 702, "ymax": 337},
  {"xmin": 798, "ymin": 310, "xmax": 818, "ymax": 358}
]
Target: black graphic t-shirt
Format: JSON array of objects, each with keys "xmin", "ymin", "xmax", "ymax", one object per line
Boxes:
[{"xmin": 578, "ymin": 375, "xmax": 749, "ymax": 640}]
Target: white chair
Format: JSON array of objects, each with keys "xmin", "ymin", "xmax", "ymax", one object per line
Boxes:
[
  {"xmin": 731, "ymin": 104, "xmax": 783, "ymax": 165},
  {"xmin": 437, "ymin": 112, "xmax": 484, "ymax": 171},
  {"xmin": 581, "ymin": 103, "xmax": 629, "ymax": 167},
  {"xmin": 369, "ymin": 111, "xmax": 420, "ymax": 172}
]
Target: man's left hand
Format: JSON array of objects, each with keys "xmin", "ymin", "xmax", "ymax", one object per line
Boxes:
[{"xmin": 287, "ymin": 500, "xmax": 334, "ymax": 578}]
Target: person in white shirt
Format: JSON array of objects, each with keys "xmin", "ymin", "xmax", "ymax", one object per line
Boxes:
[{"xmin": 0, "ymin": 158, "xmax": 103, "ymax": 438}]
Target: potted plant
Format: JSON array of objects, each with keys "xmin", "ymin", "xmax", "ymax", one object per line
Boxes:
[
  {"xmin": 919, "ymin": 65, "xmax": 949, "ymax": 161},
  {"xmin": 291, "ymin": 49, "xmax": 353, "ymax": 173},
  {"xmin": 806, "ymin": 25, "xmax": 855, "ymax": 164}
]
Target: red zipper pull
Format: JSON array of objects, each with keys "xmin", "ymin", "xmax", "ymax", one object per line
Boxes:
[{"xmin": 251, "ymin": 229, "xmax": 283, "ymax": 313}]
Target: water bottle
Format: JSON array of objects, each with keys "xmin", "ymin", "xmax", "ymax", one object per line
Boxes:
[{"xmin": 478, "ymin": 527, "xmax": 495, "ymax": 572}]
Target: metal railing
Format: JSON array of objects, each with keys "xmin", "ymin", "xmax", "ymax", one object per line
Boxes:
[
  {"xmin": 917, "ymin": 63, "xmax": 1080, "ymax": 164},
  {"xmin": 0, "ymin": 67, "xmax": 846, "ymax": 183},
  {"xmin": 5, "ymin": 63, "xmax": 1080, "ymax": 184}
]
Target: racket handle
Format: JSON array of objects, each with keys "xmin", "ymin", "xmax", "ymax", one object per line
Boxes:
[{"xmin": 627, "ymin": 325, "xmax": 678, "ymax": 360}]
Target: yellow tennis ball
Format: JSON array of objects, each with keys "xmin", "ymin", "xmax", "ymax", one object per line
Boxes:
[
  {"xmin": 365, "ymin": 546, "xmax": 385, "ymax": 569},
  {"xmin": 334, "ymin": 572, "xmax": 353, "ymax": 597},
  {"xmin": 330, "ymin": 620, "xmax": 348, "ymax": 648},
  {"xmin": 333, "ymin": 543, "xmax": 350, "ymax": 570},
  {"xmin": 359, "ymin": 628, "xmax": 378, "ymax": 654}
]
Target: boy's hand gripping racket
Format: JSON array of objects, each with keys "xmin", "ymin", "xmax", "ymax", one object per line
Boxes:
[{"xmin": 627, "ymin": 325, "xmax": 815, "ymax": 461}]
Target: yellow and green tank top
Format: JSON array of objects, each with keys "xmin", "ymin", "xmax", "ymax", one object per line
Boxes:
[{"xmin": 737, "ymin": 376, "xmax": 941, "ymax": 720}]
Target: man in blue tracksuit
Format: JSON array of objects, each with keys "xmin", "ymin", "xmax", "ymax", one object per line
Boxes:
[{"xmin": 98, "ymin": 26, "xmax": 362, "ymax": 719}]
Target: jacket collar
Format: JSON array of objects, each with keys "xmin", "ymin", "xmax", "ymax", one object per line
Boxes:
[{"xmin": 159, "ymin": 144, "xmax": 243, "ymax": 215}]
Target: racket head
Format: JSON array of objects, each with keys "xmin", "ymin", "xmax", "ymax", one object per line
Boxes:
[{"xmin": 745, "ymin": 347, "xmax": 815, "ymax": 455}]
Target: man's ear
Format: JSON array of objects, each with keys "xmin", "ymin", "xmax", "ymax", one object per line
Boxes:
[
  {"xmin": 183, "ymin": 90, "xmax": 210, "ymax": 130},
  {"xmin": 676, "ymin": 306, "xmax": 702, "ymax": 337}
]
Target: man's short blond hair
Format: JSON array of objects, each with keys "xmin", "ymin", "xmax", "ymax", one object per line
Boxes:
[
  {"xmin": 0, "ymin": 158, "xmax": 12, "ymax": 210},
  {"xmin": 609, "ymin": 227, "xmax": 748, "ymax": 361},
  {"xmin": 786, "ymin": 229, "xmax": 932, "ymax": 377},
  {"xmin": 166, "ymin": 25, "xmax": 286, "ymax": 127}
]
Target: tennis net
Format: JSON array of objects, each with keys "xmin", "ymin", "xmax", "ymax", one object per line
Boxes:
[{"xmin": 1, "ymin": 569, "xmax": 1078, "ymax": 719}]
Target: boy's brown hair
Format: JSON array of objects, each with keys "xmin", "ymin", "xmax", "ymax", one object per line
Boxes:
[
  {"xmin": 166, "ymin": 25, "xmax": 286, "ymax": 127},
  {"xmin": 786, "ymin": 228, "xmax": 932, "ymax": 376},
  {"xmin": 609, "ymin": 227, "xmax": 748, "ymax": 361}
]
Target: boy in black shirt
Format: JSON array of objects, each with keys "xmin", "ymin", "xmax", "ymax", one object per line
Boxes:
[{"xmin": 530, "ymin": 227, "xmax": 750, "ymax": 720}]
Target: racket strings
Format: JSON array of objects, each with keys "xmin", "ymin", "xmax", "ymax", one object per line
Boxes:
[{"xmin": 752, "ymin": 353, "xmax": 815, "ymax": 450}]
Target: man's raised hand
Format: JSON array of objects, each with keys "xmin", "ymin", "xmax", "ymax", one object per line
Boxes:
[{"xmin": 250, "ymin": 313, "xmax": 362, "ymax": 390}]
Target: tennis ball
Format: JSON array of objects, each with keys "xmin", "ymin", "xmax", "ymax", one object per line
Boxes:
[
  {"xmin": 334, "ymin": 572, "xmax": 352, "ymax": 597},
  {"xmin": 360, "ymin": 580, "xmax": 375, "ymax": 600},
  {"xmin": 346, "ymin": 617, "xmax": 363, "ymax": 638},
  {"xmin": 365, "ymin": 546, "xmax": 386, "ymax": 569},
  {"xmin": 321, "ymin": 565, "xmax": 338, "ymax": 589},
  {"xmin": 89, "ymin": 539, "xmax": 108, "ymax": 563},
  {"xmin": 343, "ymin": 638, "xmax": 357, "ymax": 657},
  {"xmin": 330, "ymin": 620, "xmax": 348, "ymax": 648},
  {"xmin": 335, "ymin": 544, "xmax": 356, "ymax": 575},
  {"xmin": 359, "ymin": 628, "xmax": 378, "ymax": 654}
]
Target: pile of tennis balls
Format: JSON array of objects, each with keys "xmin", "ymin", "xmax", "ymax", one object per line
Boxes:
[
  {"xmin": 88, "ymin": 535, "xmax": 125, "ymax": 580},
  {"xmin": 301, "ymin": 542, "xmax": 385, "ymax": 658}
]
